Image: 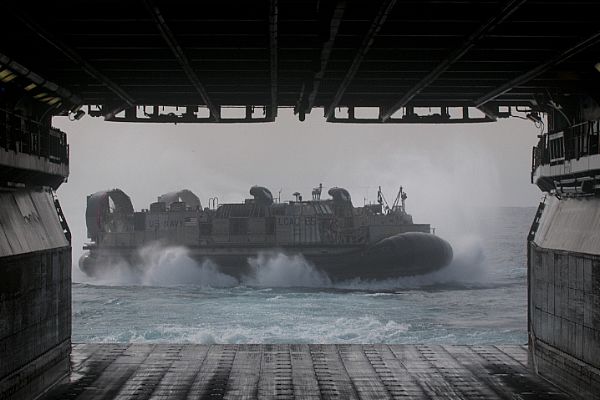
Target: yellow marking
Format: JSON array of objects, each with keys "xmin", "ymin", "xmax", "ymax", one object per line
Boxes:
[
  {"xmin": 24, "ymin": 83, "xmax": 37, "ymax": 91},
  {"xmin": 1, "ymin": 73, "xmax": 16, "ymax": 82}
]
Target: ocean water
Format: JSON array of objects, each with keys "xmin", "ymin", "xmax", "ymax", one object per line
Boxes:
[{"xmin": 72, "ymin": 207, "xmax": 534, "ymax": 344}]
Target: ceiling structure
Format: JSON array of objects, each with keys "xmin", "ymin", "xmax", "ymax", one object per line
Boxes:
[{"xmin": 1, "ymin": 0, "xmax": 599, "ymax": 123}]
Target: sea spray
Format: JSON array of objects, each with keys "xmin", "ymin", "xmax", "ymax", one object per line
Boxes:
[
  {"xmin": 81, "ymin": 237, "xmax": 488, "ymax": 290},
  {"xmin": 84, "ymin": 242, "xmax": 237, "ymax": 287},
  {"xmin": 333, "ymin": 236, "xmax": 488, "ymax": 290},
  {"xmin": 241, "ymin": 238, "xmax": 487, "ymax": 290},
  {"xmin": 87, "ymin": 257, "xmax": 141, "ymax": 285},
  {"xmin": 138, "ymin": 243, "xmax": 238, "ymax": 287},
  {"xmin": 244, "ymin": 252, "xmax": 332, "ymax": 287}
]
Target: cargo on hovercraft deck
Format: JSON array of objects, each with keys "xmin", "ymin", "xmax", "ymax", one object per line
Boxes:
[{"xmin": 80, "ymin": 185, "xmax": 452, "ymax": 280}]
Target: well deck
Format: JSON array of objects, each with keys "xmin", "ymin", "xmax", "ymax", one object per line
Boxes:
[{"xmin": 40, "ymin": 344, "xmax": 572, "ymax": 399}]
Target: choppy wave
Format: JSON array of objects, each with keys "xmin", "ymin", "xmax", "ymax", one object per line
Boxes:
[
  {"xmin": 71, "ymin": 207, "xmax": 532, "ymax": 346},
  {"xmin": 78, "ymin": 315, "xmax": 412, "ymax": 344},
  {"xmin": 72, "ymin": 279, "xmax": 527, "ymax": 345}
]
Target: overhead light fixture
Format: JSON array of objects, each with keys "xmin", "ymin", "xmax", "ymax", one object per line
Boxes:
[
  {"xmin": 0, "ymin": 69, "xmax": 16, "ymax": 83},
  {"xmin": 595, "ymin": 62, "xmax": 600, "ymax": 73},
  {"xmin": 69, "ymin": 109, "xmax": 85, "ymax": 121},
  {"xmin": 73, "ymin": 109, "xmax": 85, "ymax": 120},
  {"xmin": 526, "ymin": 112, "xmax": 542, "ymax": 124}
]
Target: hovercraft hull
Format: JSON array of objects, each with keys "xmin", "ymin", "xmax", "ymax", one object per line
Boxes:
[{"xmin": 80, "ymin": 232, "xmax": 453, "ymax": 281}]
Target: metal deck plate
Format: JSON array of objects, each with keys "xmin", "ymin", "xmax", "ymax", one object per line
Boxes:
[{"xmin": 40, "ymin": 344, "xmax": 573, "ymax": 399}]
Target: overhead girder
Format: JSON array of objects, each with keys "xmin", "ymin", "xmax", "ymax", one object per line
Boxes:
[
  {"xmin": 268, "ymin": 0, "xmax": 278, "ymax": 120},
  {"xmin": 10, "ymin": 9, "xmax": 136, "ymax": 120},
  {"xmin": 295, "ymin": 0, "xmax": 346, "ymax": 120},
  {"xmin": 143, "ymin": 0, "xmax": 220, "ymax": 121},
  {"xmin": 475, "ymin": 29, "xmax": 600, "ymax": 107},
  {"xmin": 2, "ymin": 1, "xmax": 599, "ymax": 124},
  {"xmin": 0, "ymin": 52, "xmax": 82, "ymax": 111},
  {"xmin": 324, "ymin": 0, "xmax": 397, "ymax": 121},
  {"xmin": 380, "ymin": 0, "xmax": 527, "ymax": 121}
]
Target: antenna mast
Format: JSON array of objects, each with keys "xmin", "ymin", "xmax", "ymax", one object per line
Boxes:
[
  {"xmin": 401, "ymin": 187, "xmax": 407, "ymax": 213},
  {"xmin": 392, "ymin": 186, "xmax": 407, "ymax": 213},
  {"xmin": 377, "ymin": 186, "xmax": 390, "ymax": 214}
]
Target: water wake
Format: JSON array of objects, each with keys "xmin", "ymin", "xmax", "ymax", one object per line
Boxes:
[{"xmin": 83, "ymin": 315, "xmax": 411, "ymax": 344}]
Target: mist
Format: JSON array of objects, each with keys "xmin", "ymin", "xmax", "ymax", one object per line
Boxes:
[{"xmin": 53, "ymin": 108, "xmax": 541, "ymax": 278}]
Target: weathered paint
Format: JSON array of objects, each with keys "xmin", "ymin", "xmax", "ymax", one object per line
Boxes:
[
  {"xmin": 0, "ymin": 190, "xmax": 68, "ymax": 257},
  {"xmin": 0, "ymin": 246, "xmax": 71, "ymax": 400},
  {"xmin": 0, "ymin": 188, "xmax": 71, "ymax": 400},
  {"xmin": 534, "ymin": 196, "xmax": 600, "ymax": 256},
  {"xmin": 530, "ymin": 196, "xmax": 600, "ymax": 399}
]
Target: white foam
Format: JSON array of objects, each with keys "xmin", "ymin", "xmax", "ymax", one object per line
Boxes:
[
  {"xmin": 82, "ymin": 237, "xmax": 488, "ymax": 290},
  {"xmin": 88, "ymin": 258, "xmax": 141, "ymax": 285},
  {"xmin": 88, "ymin": 315, "xmax": 412, "ymax": 344},
  {"xmin": 363, "ymin": 292, "xmax": 394, "ymax": 297},
  {"xmin": 243, "ymin": 252, "xmax": 332, "ymax": 288},
  {"xmin": 138, "ymin": 243, "xmax": 237, "ymax": 287},
  {"xmin": 85, "ymin": 242, "xmax": 238, "ymax": 287}
]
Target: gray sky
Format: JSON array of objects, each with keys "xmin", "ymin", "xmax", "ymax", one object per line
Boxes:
[{"xmin": 54, "ymin": 109, "xmax": 541, "ymax": 267}]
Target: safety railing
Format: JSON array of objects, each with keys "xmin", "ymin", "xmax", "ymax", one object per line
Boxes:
[
  {"xmin": 531, "ymin": 119, "xmax": 600, "ymax": 176},
  {"xmin": 0, "ymin": 107, "xmax": 68, "ymax": 165}
]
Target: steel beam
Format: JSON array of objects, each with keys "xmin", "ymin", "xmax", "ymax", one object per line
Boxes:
[
  {"xmin": 103, "ymin": 105, "xmax": 131, "ymax": 121},
  {"xmin": 324, "ymin": 0, "xmax": 396, "ymax": 120},
  {"xmin": 380, "ymin": 0, "xmax": 526, "ymax": 121},
  {"xmin": 328, "ymin": 105, "xmax": 494, "ymax": 124},
  {"xmin": 474, "ymin": 30, "xmax": 600, "ymax": 107},
  {"xmin": 296, "ymin": 0, "xmax": 346, "ymax": 117},
  {"xmin": 12, "ymin": 10, "xmax": 135, "ymax": 116},
  {"xmin": 143, "ymin": 0, "xmax": 220, "ymax": 121},
  {"xmin": 0, "ymin": 52, "xmax": 82, "ymax": 109},
  {"xmin": 105, "ymin": 105, "xmax": 273, "ymax": 123},
  {"xmin": 477, "ymin": 104, "xmax": 500, "ymax": 121},
  {"xmin": 269, "ymin": 0, "xmax": 278, "ymax": 120}
]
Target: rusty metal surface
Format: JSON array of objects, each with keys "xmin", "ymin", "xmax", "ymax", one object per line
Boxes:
[{"xmin": 40, "ymin": 344, "xmax": 572, "ymax": 399}]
